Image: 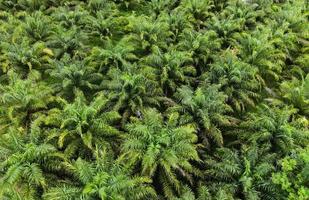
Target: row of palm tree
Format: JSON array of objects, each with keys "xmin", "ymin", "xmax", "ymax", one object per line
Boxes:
[{"xmin": 0, "ymin": 0, "xmax": 308, "ymax": 199}]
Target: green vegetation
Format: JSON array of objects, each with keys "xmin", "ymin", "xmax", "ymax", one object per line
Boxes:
[{"xmin": 0, "ymin": 0, "xmax": 308, "ymax": 199}]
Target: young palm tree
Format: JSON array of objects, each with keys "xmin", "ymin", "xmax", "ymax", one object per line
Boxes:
[
  {"xmin": 206, "ymin": 16, "xmax": 244, "ymax": 47},
  {"xmin": 0, "ymin": 0, "xmax": 48, "ymax": 12},
  {"xmin": 23, "ymin": 11, "xmax": 52, "ymax": 42},
  {"xmin": 203, "ymin": 144, "xmax": 280, "ymax": 200},
  {"xmin": 172, "ymin": 185, "xmax": 212, "ymax": 200},
  {"xmin": 102, "ymin": 67, "xmax": 162, "ymax": 124},
  {"xmin": 125, "ymin": 15, "xmax": 172, "ymax": 51},
  {"xmin": 232, "ymin": 30, "xmax": 286, "ymax": 85},
  {"xmin": 0, "ymin": 40, "xmax": 53, "ymax": 77},
  {"xmin": 43, "ymin": 150, "xmax": 156, "ymax": 200},
  {"xmin": 121, "ymin": 108, "xmax": 200, "ymax": 199},
  {"xmin": 177, "ymin": 29, "xmax": 221, "ymax": 68},
  {"xmin": 0, "ymin": 127, "xmax": 63, "ymax": 200},
  {"xmin": 178, "ymin": 0, "xmax": 214, "ymax": 30},
  {"xmin": 222, "ymin": 0, "xmax": 262, "ymax": 29},
  {"xmin": 159, "ymin": 10, "xmax": 193, "ymax": 42},
  {"xmin": 171, "ymin": 85, "xmax": 233, "ymax": 146},
  {"xmin": 272, "ymin": 0, "xmax": 308, "ymax": 36},
  {"xmin": 53, "ymin": 90, "xmax": 121, "ymax": 157},
  {"xmin": 0, "ymin": 0, "xmax": 20, "ymax": 11},
  {"xmin": 205, "ymin": 51, "xmax": 260, "ymax": 112},
  {"xmin": 234, "ymin": 104, "xmax": 309, "ymax": 156},
  {"xmin": 142, "ymin": 46, "xmax": 195, "ymax": 95},
  {"xmin": 146, "ymin": 0, "xmax": 179, "ymax": 18},
  {"xmin": 88, "ymin": 0, "xmax": 116, "ymax": 14},
  {"xmin": 83, "ymin": 7, "xmax": 123, "ymax": 43},
  {"xmin": 89, "ymin": 37, "xmax": 137, "ymax": 74},
  {"xmin": 113, "ymin": 0, "xmax": 144, "ymax": 10},
  {"xmin": 294, "ymin": 44, "xmax": 309, "ymax": 76},
  {"xmin": 47, "ymin": 55, "xmax": 103, "ymax": 99},
  {"xmin": 51, "ymin": 5, "xmax": 89, "ymax": 28},
  {"xmin": 279, "ymin": 74, "xmax": 309, "ymax": 116},
  {"xmin": 0, "ymin": 71, "xmax": 54, "ymax": 133},
  {"xmin": 48, "ymin": 26, "xmax": 87, "ymax": 59}
]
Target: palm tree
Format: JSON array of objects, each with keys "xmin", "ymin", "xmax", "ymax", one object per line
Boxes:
[
  {"xmin": 0, "ymin": 40, "xmax": 53, "ymax": 77},
  {"xmin": 177, "ymin": 29, "xmax": 221, "ymax": 69},
  {"xmin": 88, "ymin": 0, "xmax": 116, "ymax": 14},
  {"xmin": 102, "ymin": 67, "xmax": 162, "ymax": 124},
  {"xmin": 271, "ymin": 0, "xmax": 308, "ymax": 36},
  {"xmin": 206, "ymin": 0, "xmax": 262, "ymax": 48},
  {"xmin": 88, "ymin": 37, "xmax": 137, "ymax": 74},
  {"xmin": 53, "ymin": 90, "xmax": 121, "ymax": 157},
  {"xmin": 178, "ymin": 0, "xmax": 213, "ymax": 30},
  {"xmin": 146, "ymin": 0, "xmax": 179, "ymax": 18},
  {"xmin": 43, "ymin": 150, "xmax": 156, "ymax": 200},
  {"xmin": 0, "ymin": 127, "xmax": 63, "ymax": 200},
  {"xmin": 232, "ymin": 30, "xmax": 286, "ymax": 85},
  {"xmin": 113, "ymin": 0, "xmax": 144, "ymax": 10},
  {"xmin": 206, "ymin": 16, "xmax": 243, "ymax": 47},
  {"xmin": 47, "ymin": 55, "xmax": 103, "ymax": 100},
  {"xmin": 125, "ymin": 15, "xmax": 172, "ymax": 51},
  {"xmin": 51, "ymin": 5, "xmax": 89, "ymax": 29},
  {"xmin": 222, "ymin": 0, "xmax": 262, "ymax": 29},
  {"xmin": 279, "ymin": 74, "xmax": 309, "ymax": 116},
  {"xmin": 0, "ymin": 0, "xmax": 20, "ymax": 11},
  {"xmin": 141, "ymin": 46, "xmax": 195, "ymax": 95},
  {"xmin": 234, "ymin": 104, "xmax": 309, "ymax": 156},
  {"xmin": 205, "ymin": 50, "xmax": 261, "ymax": 112},
  {"xmin": 24, "ymin": 11, "xmax": 52, "ymax": 42},
  {"xmin": 0, "ymin": 0, "xmax": 48, "ymax": 12},
  {"xmin": 84, "ymin": 8, "xmax": 122, "ymax": 43},
  {"xmin": 121, "ymin": 108, "xmax": 200, "ymax": 199},
  {"xmin": 172, "ymin": 185, "xmax": 212, "ymax": 200},
  {"xmin": 159, "ymin": 10, "xmax": 193, "ymax": 42},
  {"xmin": 171, "ymin": 85, "xmax": 233, "ymax": 146},
  {"xmin": 203, "ymin": 144, "xmax": 280, "ymax": 200},
  {"xmin": 294, "ymin": 44, "xmax": 309, "ymax": 76},
  {"xmin": 48, "ymin": 26, "xmax": 87, "ymax": 59},
  {"xmin": 0, "ymin": 71, "xmax": 54, "ymax": 133}
]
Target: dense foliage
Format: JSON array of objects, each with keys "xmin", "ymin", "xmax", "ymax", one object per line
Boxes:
[{"xmin": 0, "ymin": 0, "xmax": 308, "ymax": 199}]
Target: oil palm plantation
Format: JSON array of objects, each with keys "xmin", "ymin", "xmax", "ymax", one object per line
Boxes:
[{"xmin": 0, "ymin": 0, "xmax": 308, "ymax": 200}]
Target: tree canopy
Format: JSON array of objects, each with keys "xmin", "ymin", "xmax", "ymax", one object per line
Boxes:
[{"xmin": 0, "ymin": 0, "xmax": 308, "ymax": 199}]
